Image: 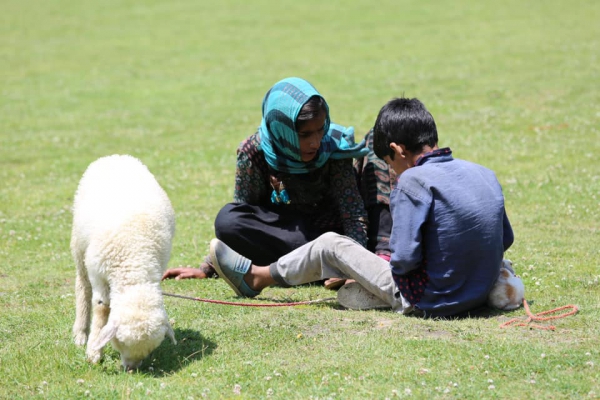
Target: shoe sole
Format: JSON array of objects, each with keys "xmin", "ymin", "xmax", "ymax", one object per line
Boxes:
[
  {"xmin": 209, "ymin": 239, "xmax": 244, "ymax": 297},
  {"xmin": 324, "ymin": 278, "xmax": 347, "ymax": 290},
  {"xmin": 337, "ymin": 282, "xmax": 390, "ymax": 310}
]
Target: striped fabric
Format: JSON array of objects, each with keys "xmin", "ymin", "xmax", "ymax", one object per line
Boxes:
[{"xmin": 259, "ymin": 77, "xmax": 368, "ymax": 174}]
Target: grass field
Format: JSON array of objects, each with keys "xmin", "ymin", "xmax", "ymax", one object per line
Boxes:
[{"xmin": 1, "ymin": 0, "xmax": 599, "ymax": 398}]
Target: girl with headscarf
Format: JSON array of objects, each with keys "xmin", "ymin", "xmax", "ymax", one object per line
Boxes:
[{"xmin": 163, "ymin": 77, "xmax": 369, "ymax": 287}]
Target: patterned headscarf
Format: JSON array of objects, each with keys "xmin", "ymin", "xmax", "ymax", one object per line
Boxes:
[{"xmin": 259, "ymin": 77, "xmax": 368, "ymax": 174}]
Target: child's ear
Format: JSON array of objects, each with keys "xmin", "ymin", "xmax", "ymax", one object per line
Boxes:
[{"xmin": 390, "ymin": 143, "xmax": 407, "ymax": 159}]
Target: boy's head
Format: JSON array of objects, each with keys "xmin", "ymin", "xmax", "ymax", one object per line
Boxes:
[{"xmin": 373, "ymin": 97, "xmax": 438, "ymax": 161}]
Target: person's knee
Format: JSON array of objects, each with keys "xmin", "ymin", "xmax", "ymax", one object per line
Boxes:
[
  {"xmin": 319, "ymin": 231, "xmax": 343, "ymax": 244},
  {"xmin": 214, "ymin": 203, "xmax": 238, "ymax": 240},
  {"xmin": 318, "ymin": 232, "xmax": 357, "ymax": 255}
]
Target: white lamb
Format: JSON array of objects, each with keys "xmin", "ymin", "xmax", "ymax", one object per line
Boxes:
[{"xmin": 71, "ymin": 154, "xmax": 176, "ymax": 371}]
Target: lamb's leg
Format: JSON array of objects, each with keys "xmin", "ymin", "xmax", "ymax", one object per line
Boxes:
[
  {"xmin": 72, "ymin": 248, "xmax": 91, "ymax": 346},
  {"xmin": 85, "ymin": 293, "xmax": 110, "ymax": 364}
]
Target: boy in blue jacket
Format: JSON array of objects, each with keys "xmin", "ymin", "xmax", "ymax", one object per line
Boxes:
[{"xmin": 209, "ymin": 97, "xmax": 514, "ymax": 318}]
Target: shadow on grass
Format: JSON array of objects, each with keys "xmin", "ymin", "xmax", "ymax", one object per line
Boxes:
[
  {"xmin": 140, "ymin": 328, "xmax": 216, "ymax": 377},
  {"xmin": 417, "ymin": 302, "xmax": 534, "ymax": 320},
  {"xmin": 362, "ymin": 302, "xmax": 533, "ymax": 320}
]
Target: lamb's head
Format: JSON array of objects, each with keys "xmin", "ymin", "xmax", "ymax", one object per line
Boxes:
[
  {"xmin": 501, "ymin": 259, "xmax": 514, "ymax": 273},
  {"xmin": 91, "ymin": 291, "xmax": 176, "ymax": 371}
]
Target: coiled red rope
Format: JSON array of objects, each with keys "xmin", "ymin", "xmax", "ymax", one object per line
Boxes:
[
  {"xmin": 500, "ymin": 299, "xmax": 579, "ymax": 330},
  {"xmin": 164, "ymin": 292, "xmax": 336, "ymax": 307}
]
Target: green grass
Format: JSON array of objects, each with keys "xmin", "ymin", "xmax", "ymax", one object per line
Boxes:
[{"xmin": 1, "ymin": 0, "xmax": 599, "ymax": 398}]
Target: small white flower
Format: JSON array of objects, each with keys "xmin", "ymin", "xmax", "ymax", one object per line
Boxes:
[
  {"xmin": 233, "ymin": 384, "xmax": 242, "ymax": 395},
  {"xmin": 77, "ymin": 379, "xmax": 85, "ymax": 385},
  {"xmin": 530, "ymin": 379, "xmax": 536, "ymax": 384},
  {"xmin": 191, "ymin": 373, "xmax": 198, "ymax": 378},
  {"xmin": 541, "ymin": 353, "xmax": 546, "ymax": 358},
  {"xmin": 405, "ymin": 388, "xmax": 412, "ymax": 395},
  {"xmin": 488, "ymin": 379, "xmax": 494, "ymax": 383},
  {"xmin": 484, "ymin": 355, "xmax": 490, "ymax": 359},
  {"xmin": 488, "ymin": 385, "xmax": 495, "ymax": 390}
]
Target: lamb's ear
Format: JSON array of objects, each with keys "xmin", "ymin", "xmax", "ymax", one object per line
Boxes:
[
  {"xmin": 91, "ymin": 320, "xmax": 118, "ymax": 351},
  {"xmin": 166, "ymin": 322, "xmax": 177, "ymax": 345}
]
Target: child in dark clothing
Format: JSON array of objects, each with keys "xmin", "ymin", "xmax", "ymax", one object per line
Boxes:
[
  {"xmin": 162, "ymin": 77, "xmax": 368, "ymax": 291},
  {"xmin": 207, "ymin": 97, "xmax": 515, "ymax": 318}
]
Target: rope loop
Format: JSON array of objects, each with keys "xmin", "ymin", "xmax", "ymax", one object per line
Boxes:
[{"xmin": 500, "ymin": 299, "xmax": 578, "ymax": 331}]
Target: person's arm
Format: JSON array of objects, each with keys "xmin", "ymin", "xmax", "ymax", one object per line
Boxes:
[
  {"xmin": 330, "ymin": 159, "xmax": 368, "ymax": 247},
  {"xmin": 233, "ymin": 135, "xmax": 269, "ymax": 204},
  {"xmin": 353, "ymin": 129, "xmax": 397, "ymax": 257},
  {"xmin": 388, "ymin": 177, "xmax": 432, "ymax": 276},
  {"xmin": 502, "ymin": 208, "xmax": 514, "ymax": 251}
]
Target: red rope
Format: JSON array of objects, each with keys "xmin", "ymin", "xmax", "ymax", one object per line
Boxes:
[
  {"xmin": 163, "ymin": 292, "xmax": 336, "ymax": 307},
  {"xmin": 500, "ymin": 299, "xmax": 579, "ymax": 330}
]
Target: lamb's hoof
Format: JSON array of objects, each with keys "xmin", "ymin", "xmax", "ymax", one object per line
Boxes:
[
  {"xmin": 86, "ymin": 350, "xmax": 102, "ymax": 364},
  {"xmin": 73, "ymin": 332, "xmax": 88, "ymax": 347}
]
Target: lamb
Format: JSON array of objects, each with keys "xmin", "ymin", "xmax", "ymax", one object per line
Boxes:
[
  {"xmin": 488, "ymin": 259, "xmax": 525, "ymax": 311},
  {"xmin": 71, "ymin": 154, "xmax": 176, "ymax": 371}
]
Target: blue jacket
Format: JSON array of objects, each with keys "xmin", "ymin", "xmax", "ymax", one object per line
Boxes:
[{"xmin": 389, "ymin": 148, "xmax": 514, "ymax": 317}]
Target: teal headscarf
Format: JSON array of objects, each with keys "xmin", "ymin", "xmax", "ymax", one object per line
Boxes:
[{"xmin": 259, "ymin": 77, "xmax": 368, "ymax": 174}]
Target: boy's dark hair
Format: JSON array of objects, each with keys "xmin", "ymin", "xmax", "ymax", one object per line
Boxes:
[
  {"xmin": 296, "ymin": 95, "xmax": 327, "ymax": 130},
  {"xmin": 373, "ymin": 97, "xmax": 438, "ymax": 159}
]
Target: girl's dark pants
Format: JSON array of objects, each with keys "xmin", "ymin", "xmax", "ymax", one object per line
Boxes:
[{"xmin": 214, "ymin": 203, "xmax": 324, "ymax": 266}]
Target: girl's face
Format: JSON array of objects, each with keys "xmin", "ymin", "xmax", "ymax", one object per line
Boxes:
[{"xmin": 296, "ymin": 110, "xmax": 327, "ymax": 162}]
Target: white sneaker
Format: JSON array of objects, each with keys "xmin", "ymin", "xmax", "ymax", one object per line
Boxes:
[{"xmin": 337, "ymin": 282, "xmax": 390, "ymax": 310}]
